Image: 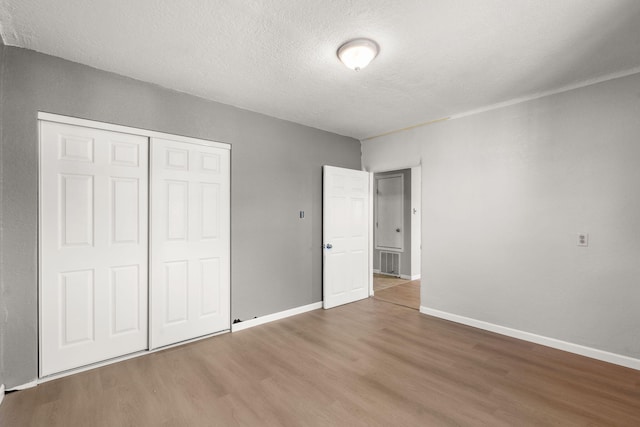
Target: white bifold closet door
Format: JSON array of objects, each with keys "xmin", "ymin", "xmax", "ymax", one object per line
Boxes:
[
  {"xmin": 40, "ymin": 121, "xmax": 149, "ymax": 376},
  {"xmin": 150, "ymin": 138, "xmax": 230, "ymax": 349}
]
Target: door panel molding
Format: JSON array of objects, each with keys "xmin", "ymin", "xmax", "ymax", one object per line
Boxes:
[
  {"xmin": 323, "ymin": 166, "xmax": 370, "ymax": 309},
  {"xmin": 150, "ymin": 138, "xmax": 231, "ymax": 349},
  {"xmin": 39, "ymin": 116, "xmax": 231, "ymax": 377},
  {"xmin": 39, "ymin": 121, "xmax": 149, "ymax": 376}
]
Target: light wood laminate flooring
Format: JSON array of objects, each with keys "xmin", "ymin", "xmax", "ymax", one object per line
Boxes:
[
  {"xmin": 373, "ymin": 280, "xmax": 420, "ymax": 310},
  {"xmin": 372, "ymin": 273, "xmax": 410, "ymax": 291},
  {"xmin": 1, "ymin": 298, "xmax": 639, "ymax": 426},
  {"xmin": 373, "ymin": 273, "xmax": 420, "ymax": 310}
]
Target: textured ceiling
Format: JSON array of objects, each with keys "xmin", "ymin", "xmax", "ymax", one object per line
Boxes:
[{"xmin": 1, "ymin": 0, "xmax": 640, "ymax": 139}]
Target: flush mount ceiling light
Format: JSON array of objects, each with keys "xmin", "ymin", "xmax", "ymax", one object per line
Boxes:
[{"xmin": 337, "ymin": 39, "xmax": 379, "ymax": 71}]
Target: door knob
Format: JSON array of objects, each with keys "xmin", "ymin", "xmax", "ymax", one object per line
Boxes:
[
  {"xmin": 396, "ymin": 228, "xmax": 401, "ymax": 232},
  {"xmin": 325, "ymin": 243, "xmax": 333, "ymax": 249}
]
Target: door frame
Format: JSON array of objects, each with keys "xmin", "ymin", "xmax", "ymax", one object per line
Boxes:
[
  {"xmin": 37, "ymin": 112, "xmax": 231, "ymax": 379},
  {"xmin": 367, "ymin": 163, "xmax": 422, "ymax": 297}
]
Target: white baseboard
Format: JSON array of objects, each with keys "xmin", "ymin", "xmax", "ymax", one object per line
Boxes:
[
  {"xmin": 0, "ymin": 384, "xmax": 4, "ymax": 407},
  {"xmin": 7, "ymin": 379, "xmax": 37, "ymax": 391},
  {"xmin": 420, "ymin": 306, "xmax": 640, "ymax": 371},
  {"xmin": 372, "ymin": 269, "xmax": 380, "ymax": 274},
  {"xmin": 232, "ymin": 302, "xmax": 323, "ymax": 332},
  {"xmin": 374, "ymin": 272, "xmax": 420, "ymax": 281}
]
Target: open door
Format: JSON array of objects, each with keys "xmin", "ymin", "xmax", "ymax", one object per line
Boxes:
[{"xmin": 323, "ymin": 166, "xmax": 370, "ymax": 309}]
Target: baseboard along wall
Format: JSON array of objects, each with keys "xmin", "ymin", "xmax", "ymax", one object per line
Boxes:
[
  {"xmin": 372, "ymin": 270, "xmax": 420, "ymax": 281},
  {"xmin": 420, "ymin": 306, "xmax": 640, "ymax": 371},
  {"xmin": 231, "ymin": 302, "xmax": 323, "ymax": 332}
]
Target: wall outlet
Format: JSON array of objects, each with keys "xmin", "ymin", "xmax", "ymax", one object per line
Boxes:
[{"xmin": 577, "ymin": 233, "xmax": 589, "ymax": 247}]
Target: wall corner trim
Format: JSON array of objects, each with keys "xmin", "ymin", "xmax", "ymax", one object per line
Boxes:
[
  {"xmin": 420, "ymin": 306, "xmax": 640, "ymax": 371},
  {"xmin": 0, "ymin": 384, "xmax": 4, "ymax": 407},
  {"xmin": 231, "ymin": 302, "xmax": 323, "ymax": 332}
]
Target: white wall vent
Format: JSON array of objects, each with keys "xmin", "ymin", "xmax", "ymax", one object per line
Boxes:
[{"xmin": 380, "ymin": 251, "xmax": 400, "ymax": 276}]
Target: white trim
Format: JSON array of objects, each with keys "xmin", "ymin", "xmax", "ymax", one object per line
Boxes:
[
  {"xmin": 400, "ymin": 274, "xmax": 421, "ymax": 281},
  {"xmin": 0, "ymin": 384, "xmax": 4, "ymax": 407},
  {"xmin": 410, "ymin": 166, "xmax": 421, "ymax": 279},
  {"xmin": 37, "ymin": 112, "xmax": 231, "ymax": 150},
  {"xmin": 376, "ymin": 271, "xmax": 400, "ymax": 278},
  {"xmin": 231, "ymin": 302, "xmax": 322, "ymax": 332},
  {"xmin": 37, "ymin": 120, "xmax": 44, "ymax": 377},
  {"xmin": 372, "ymin": 269, "xmax": 381, "ymax": 274},
  {"xmin": 420, "ymin": 306, "xmax": 640, "ymax": 371},
  {"xmin": 448, "ymin": 66, "xmax": 640, "ymax": 122},
  {"xmin": 369, "ymin": 173, "xmax": 374, "ymax": 297},
  {"xmin": 362, "ymin": 66, "xmax": 640, "ymax": 142},
  {"xmin": 7, "ymin": 380, "xmax": 38, "ymax": 392}
]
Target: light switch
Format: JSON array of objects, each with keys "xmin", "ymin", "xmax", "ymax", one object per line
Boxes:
[{"xmin": 577, "ymin": 233, "xmax": 589, "ymax": 247}]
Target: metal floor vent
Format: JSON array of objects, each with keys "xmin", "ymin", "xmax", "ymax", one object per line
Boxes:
[{"xmin": 380, "ymin": 251, "xmax": 400, "ymax": 276}]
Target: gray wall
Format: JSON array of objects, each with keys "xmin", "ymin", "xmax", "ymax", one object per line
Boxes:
[
  {"xmin": 0, "ymin": 46, "xmax": 361, "ymax": 388},
  {"xmin": 362, "ymin": 72, "xmax": 640, "ymax": 359},
  {"xmin": 373, "ymin": 169, "xmax": 412, "ymax": 277}
]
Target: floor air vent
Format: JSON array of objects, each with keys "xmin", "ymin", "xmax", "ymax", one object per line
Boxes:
[{"xmin": 380, "ymin": 251, "xmax": 400, "ymax": 276}]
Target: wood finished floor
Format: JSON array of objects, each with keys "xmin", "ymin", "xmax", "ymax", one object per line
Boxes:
[
  {"xmin": 2, "ymin": 298, "xmax": 639, "ymax": 426},
  {"xmin": 373, "ymin": 274, "xmax": 420, "ymax": 310},
  {"xmin": 372, "ymin": 273, "xmax": 410, "ymax": 291},
  {"xmin": 373, "ymin": 281, "xmax": 420, "ymax": 310}
]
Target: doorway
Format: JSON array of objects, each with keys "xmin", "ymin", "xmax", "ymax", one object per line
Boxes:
[{"xmin": 371, "ymin": 166, "xmax": 421, "ymax": 310}]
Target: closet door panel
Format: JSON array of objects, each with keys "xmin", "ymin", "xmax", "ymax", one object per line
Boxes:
[
  {"xmin": 150, "ymin": 138, "xmax": 230, "ymax": 349},
  {"xmin": 40, "ymin": 121, "xmax": 148, "ymax": 376}
]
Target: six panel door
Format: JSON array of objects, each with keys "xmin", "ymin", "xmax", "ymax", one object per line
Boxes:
[
  {"xmin": 150, "ymin": 138, "xmax": 231, "ymax": 349},
  {"xmin": 40, "ymin": 121, "xmax": 149, "ymax": 376},
  {"xmin": 375, "ymin": 175, "xmax": 403, "ymax": 250},
  {"xmin": 323, "ymin": 166, "xmax": 370, "ymax": 309}
]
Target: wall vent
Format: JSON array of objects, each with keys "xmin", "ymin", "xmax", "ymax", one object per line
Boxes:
[{"xmin": 380, "ymin": 251, "xmax": 400, "ymax": 276}]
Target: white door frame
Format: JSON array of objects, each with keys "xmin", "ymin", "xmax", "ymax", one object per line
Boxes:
[{"xmin": 367, "ymin": 163, "xmax": 422, "ymax": 297}]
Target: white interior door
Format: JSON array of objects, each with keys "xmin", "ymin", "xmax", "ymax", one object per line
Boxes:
[
  {"xmin": 323, "ymin": 166, "xmax": 370, "ymax": 309},
  {"xmin": 376, "ymin": 174, "xmax": 403, "ymax": 250},
  {"xmin": 40, "ymin": 121, "xmax": 148, "ymax": 376},
  {"xmin": 150, "ymin": 138, "xmax": 230, "ymax": 349}
]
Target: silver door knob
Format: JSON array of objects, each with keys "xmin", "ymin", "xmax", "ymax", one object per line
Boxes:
[
  {"xmin": 325, "ymin": 243, "xmax": 333, "ymax": 249},
  {"xmin": 396, "ymin": 228, "xmax": 401, "ymax": 232}
]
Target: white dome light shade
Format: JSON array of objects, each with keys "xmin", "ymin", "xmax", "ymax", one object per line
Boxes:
[{"xmin": 337, "ymin": 39, "xmax": 379, "ymax": 71}]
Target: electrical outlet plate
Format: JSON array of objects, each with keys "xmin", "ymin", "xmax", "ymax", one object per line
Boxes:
[{"xmin": 577, "ymin": 233, "xmax": 589, "ymax": 247}]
